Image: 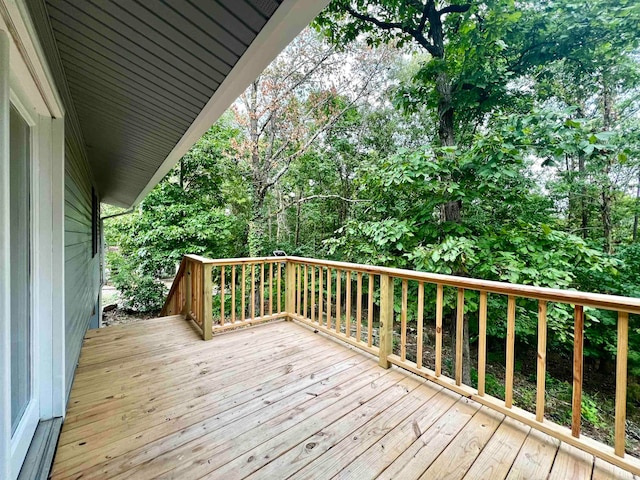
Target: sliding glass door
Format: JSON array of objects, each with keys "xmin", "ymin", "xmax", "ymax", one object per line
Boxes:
[{"xmin": 9, "ymin": 104, "xmax": 38, "ymax": 474}]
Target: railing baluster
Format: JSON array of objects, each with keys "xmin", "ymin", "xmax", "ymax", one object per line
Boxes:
[
  {"xmin": 184, "ymin": 261, "xmax": 192, "ymax": 318},
  {"xmin": 536, "ymin": 300, "xmax": 547, "ymax": 421},
  {"xmin": 251, "ymin": 264, "xmax": 256, "ymax": 320},
  {"xmin": 327, "ymin": 268, "xmax": 332, "ymax": 329},
  {"xmin": 478, "ymin": 291, "xmax": 488, "ymax": 396},
  {"xmin": 318, "ymin": 267, "xmax": 324, "ymax": 326},
  {"xmin": 269, "ymin": 262, "xmax": 273, "ymax": 316},
  {"xmin": 615, "ymin": 311, "xmax": 629, "ymax": 457},
  {"xmin": 220, "ymin": 266, "xmax": 225, "ymax": 325},
  {"xmin": 367, "ymin": 274, "xmax": 374, "ymax": 348},
  {"xmin": 356, "ymin": 272, "xmax": 362, "ymax": 343},
  {"xmin": 401, "ymin": 279, "xmax": 408, "ymax": 361},
  {"xmin": 303, "ymin": 264, "xmax": 308, "ymax": 319},
  {"xmin": 336, "ymin": 270, "xmax": 342, "ymax": 334},
  {"xmin": 506, "ymin": 295, "xmax": 516, "ymax": 408},
  {"xmin": 231, "ymin": 265, "xmax": 236, "ymax": 323},
  {"xmin": 345, "ymin": 271, "xmax": 352, "ymax": 338},
  {"xmin": 435, "ymin": 284, "xmax": 443, "ymax": 377},
  {"xmin": 417, "ymin": 281, "xmax": 424, "ymax": 369},
  {"xmin": 241, "ymin": 264, "xmax": 246, "ymax": 321},
  {"xmin": 260, "ymin": 262, "xmax": 265, "ymax": 318},
  {"xmin": 572, "ymin": 304, "xmax": 584, "ymax": 437},
  {"xmin": 455, "ymin": 288, "xmax": 465, "ymax": 386},
  {"xmin": 297, "ymin": 264, "xmax": 302, "ymax": 316},
  {"xmin": 310, "ymin": 266, "xmax": 316, "ymax": 323},
  {"xmin": 277, "ymin": 262, "xmax": 281, "ymax": 313}
]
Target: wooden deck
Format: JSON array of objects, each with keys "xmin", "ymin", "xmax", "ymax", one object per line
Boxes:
[{"xmin": 51, "ymin": 316, "xmax": 637, "ymax": 480}]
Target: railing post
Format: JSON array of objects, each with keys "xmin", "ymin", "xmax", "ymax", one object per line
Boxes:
[
  {"xmin": 202, "ymin": 263, "xmax": 213, "ymax": 340},
  {"xmin": 379, "ymin": 274, "xmax": 394, "ymax": 369},
  {"xmin": 183, "ymin": 261, "xmax": 192, "ymax": 319},
  {"xmin": 286, "ymin": 260, "xmax": 295, "ymax": 320}
]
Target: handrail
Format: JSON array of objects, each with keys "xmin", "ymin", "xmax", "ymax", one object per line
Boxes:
[
  {"xmin": 160, "ymin": 254, "xmax": 640, "ymax": 475},
  {"xmin": 160, "ymin": 257, "xmax": 188, "ymax": 317},
  {"xmin": 286, "ymin": 256, "xmax": 640, "ymax": 314}
]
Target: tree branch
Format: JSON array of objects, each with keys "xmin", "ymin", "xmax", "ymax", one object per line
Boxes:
[
  {"xmin": 268, "ymin": 194, "xmax": 370, "ymax": 218},
  {"xmin": 438, "ymin": 4, "xmax": 471, "ymax": 15},
  {"xmin": 343, "ymin": 4, "xmax": 440, "ymax": 57}
]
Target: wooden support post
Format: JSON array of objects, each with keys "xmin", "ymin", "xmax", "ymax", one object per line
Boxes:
[
  {"xmin": 201, "ymin": 264, "xmax": 213, "ymax": 340},
  {"xmin": 183, "ymin": 261, "xmax": 192, "ymax": 318},
  {"xmin": 379, "ymin": 274, "xmax": 394, "ymax": 369},
  {"xmin": 285, "ymin": 261, "xmax": 296, "ymax": 320},
  {"xmin": 505, "ymin": 295, "xmax": 516, "ymax": 408},
  {"xmin": 615, "ymin": 311, "xmax": 629, "ymax": 457},
  {"xmin": 536, "ymin": 300, "xmax": 547, "ymax": 422},
  {"xmin": 572, "ymin": 304, "xmax": 584, "ymax": 437}
]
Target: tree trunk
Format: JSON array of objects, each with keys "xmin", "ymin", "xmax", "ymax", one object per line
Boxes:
[
  {"xmin": 436, "ymin": 70, "xmax": 471, "ymax": 385},
  {"xmin": 633, "ymin": 171, "xmax": 640, "ymax": 242},
  {"xmin": 578, "ymin": 154, "xmax": 588, "ymax": 238},
  {"xmin": 601, "ymin": 80, "xmax": 615, "ymax": 254},
  {"xmin": 295, "ymin": 192, "xmax": 302, "ymax": 248}
]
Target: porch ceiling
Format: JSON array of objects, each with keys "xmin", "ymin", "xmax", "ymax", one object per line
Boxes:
[{"xmin": 36, "ymin": 0, "xmax": 326, "ymax": 207}]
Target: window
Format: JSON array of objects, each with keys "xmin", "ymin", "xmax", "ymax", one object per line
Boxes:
[{"xmin": 92, "ymin": 188, "xmax": 99, "ymax": 257}]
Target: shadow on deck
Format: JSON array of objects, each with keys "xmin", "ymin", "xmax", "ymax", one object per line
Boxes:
[{"xmin": 51, "ymin": 316, "xmax": 634, "ymax": 479}]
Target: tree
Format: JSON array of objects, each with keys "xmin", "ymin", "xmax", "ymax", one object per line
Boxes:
[
  {"xmin": 105, "ymin": 116, "xmax": 245, "ymax": 312},
  {"xmin": 232, "ymin": 28, "xmax": 392, "ymax": 256}
]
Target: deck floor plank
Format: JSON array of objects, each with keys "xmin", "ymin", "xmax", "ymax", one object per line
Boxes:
[
  {"xmin": 462, "ymin": 416, "xmax": 530, "ymax": 480},
  {"xmin": 548, "ymin": 442, "xmax": 595, "ymax": 480},
  {"xmin": 51, "ymin": 318, "xmax": 637, "ymax": 480},
  {"xmin": 505, "ymin": 428, "xmax": 560, "ymax": 480}
]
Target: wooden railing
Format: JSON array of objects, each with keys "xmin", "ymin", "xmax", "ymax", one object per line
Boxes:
[
  {"xmin": 161, "ymin": 254, "xmax": 640, "ymax": 475},
  {"xmin": 161, "ymin": 254, "xmax": 289, "ymax": 338}
]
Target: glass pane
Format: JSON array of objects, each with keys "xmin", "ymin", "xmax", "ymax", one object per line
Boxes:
[{"xmin": 10, "ymin": 105, "xmax": 31, "ymax": 435}]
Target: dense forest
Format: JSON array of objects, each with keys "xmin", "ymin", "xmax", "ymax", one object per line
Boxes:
[{"xmin": 105, "ymin": 0, "xmax": 640, "ymax": 450}]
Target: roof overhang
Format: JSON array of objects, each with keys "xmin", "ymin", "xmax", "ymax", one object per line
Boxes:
[{"xmin": 30, "ymin": 0, "xmax": 330, "ymax": 207}]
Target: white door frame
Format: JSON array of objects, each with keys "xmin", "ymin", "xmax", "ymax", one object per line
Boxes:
[
  {"xmin": 0, "ymin": 2, "xmax": 66, "ymax": 475},
  {"xmin": 7, "ymin": 90, "xmax": 41, "ymax": 477}
]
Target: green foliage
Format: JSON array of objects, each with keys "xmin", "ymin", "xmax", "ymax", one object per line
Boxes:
[
  {"xmin": 106, "ymin": 251, "xmax": 167, "ymax": 313},
  {"xmin": 105, "ymin": 115, "xmax": 248, "ymax": 310}
]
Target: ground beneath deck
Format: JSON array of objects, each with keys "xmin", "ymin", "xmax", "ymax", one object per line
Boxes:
[{"xmin": 51, "ymin": 316, "xmax": 634, "ymax": 479}]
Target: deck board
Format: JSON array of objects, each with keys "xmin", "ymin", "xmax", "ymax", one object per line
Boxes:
[{"xmin": 51, "ymin": 318, "xmax": 635, "ymax": 479}]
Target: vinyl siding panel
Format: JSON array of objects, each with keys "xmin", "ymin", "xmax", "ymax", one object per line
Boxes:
[{"xmin": 63, "ymin": 136, "xmax": 100, "ymax": 397}]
